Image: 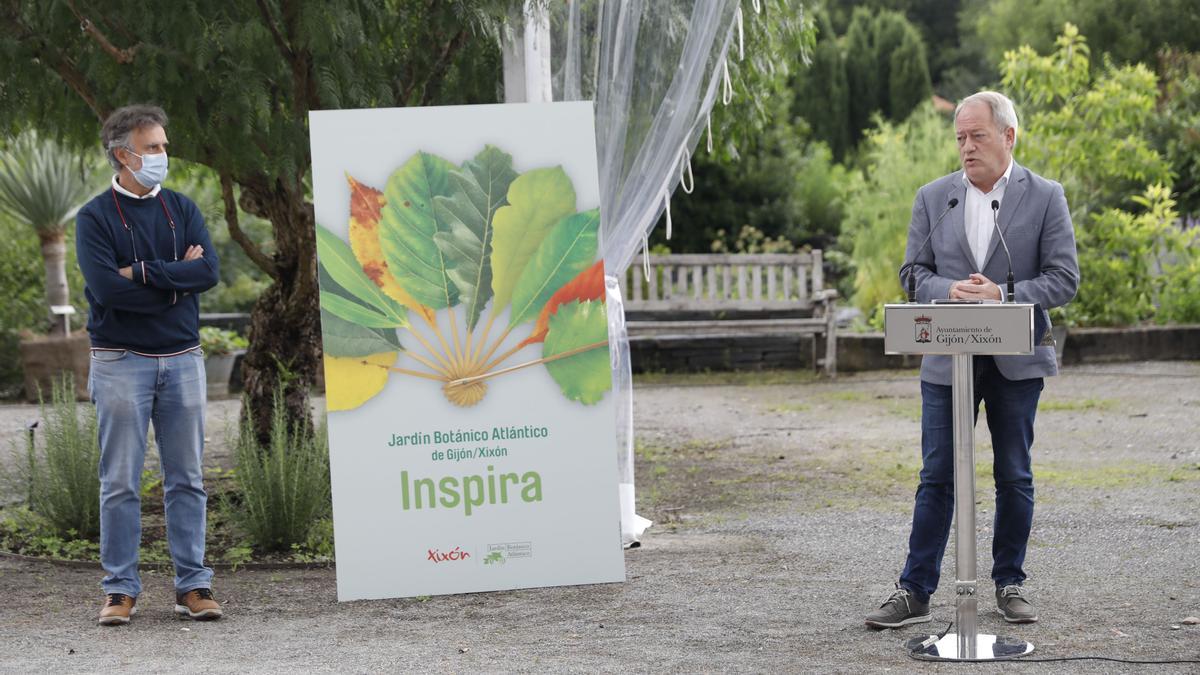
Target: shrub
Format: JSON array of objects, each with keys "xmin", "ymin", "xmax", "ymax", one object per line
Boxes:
[
  {"xmin": 6, "ymin": 374, "xmax": 101, "ymax": 539},
  {"xmin": 233, "ymin": 391, "xmax": 331, "ymax": 552},
  {"xmin": 1062, "ymin": 184, "xmax": 1200, "ymax": 326},
  {"xmin": 840, "ymin": 104, "xmax": 959, "ymax": 327},
  {"xmin": 0, "ymin": 506, "xmax": 100, "ymax": 560}
]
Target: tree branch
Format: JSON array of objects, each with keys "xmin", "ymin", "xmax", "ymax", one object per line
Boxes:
[
  {"xmin": 67, "ymin": 0, "xmax": 138, "ymax": 64},
  {"xmin": 2, "ymin": 9, "xmax": 110, "ymax": 121},
  {"xmin": 255, "ymin": 0, "xmax": 294, "ymax": 62},
  {"xmin": 220, "ymin": 173, "xmax": 278, "ymax": 279},
  {"xmin": 419, "ymin": 28, "xmax": 469, "ymax": 106}
]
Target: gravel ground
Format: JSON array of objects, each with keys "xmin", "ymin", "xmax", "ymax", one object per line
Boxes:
[{"xmin": 1, "ymin": 362, "xmax": 1198, "ymax": 673}]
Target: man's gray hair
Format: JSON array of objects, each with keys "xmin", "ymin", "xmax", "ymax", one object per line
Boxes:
[
  {"xmin": 955, "ymin": 91, "xmax": 1019, "ymax": 146},
  {"xmin": 100, "ymin": 105, "xmax": 168, "ymax": 172}
]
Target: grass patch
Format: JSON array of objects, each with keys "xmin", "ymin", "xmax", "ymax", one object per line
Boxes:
[
  {"xmin": 884, "ymin": 399, "xmax": 922, "ymax": 421},
  {"xmin": 821, "ymin": 390, "xmax": 869, "ymax": 403},
  {"xmin": 1038, "ymin": 398, "xmax": 1116, "ymax": 412},
  {"xmin": 1036, "ymin": 460, "xmax": 1200, "ymax": 489},
  {"xmin": 768, "ymin": 402, "xmax": 811, "ymax": 413}
]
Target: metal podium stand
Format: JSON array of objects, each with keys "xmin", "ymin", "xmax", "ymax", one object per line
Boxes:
[{"xmin": 883, "ymin": 302, "xmax": 1038, "ymax": 662}]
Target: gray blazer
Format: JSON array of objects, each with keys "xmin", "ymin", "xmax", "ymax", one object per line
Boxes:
[{"xmin": 901, "ymin": 161, "xmax": 1079, "ymax": 385}]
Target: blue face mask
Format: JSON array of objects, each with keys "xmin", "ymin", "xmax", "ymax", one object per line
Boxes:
[{"xmin": 124, "ymin": 148, "xmax": 169, "ymax": 188}]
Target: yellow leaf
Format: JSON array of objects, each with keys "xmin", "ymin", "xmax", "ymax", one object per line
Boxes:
[
  {"xmin": 346, "ymin": 174, "xmax": 437, "ymax": 326},
  {"xmin": 324, "ymin": 351, "xmax": 397, "ymax": 412}
]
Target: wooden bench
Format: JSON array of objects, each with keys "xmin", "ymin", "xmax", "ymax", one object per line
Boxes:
[{"xmin": 619, "ymin": 252, "xmax": 838, "ymax": 376}]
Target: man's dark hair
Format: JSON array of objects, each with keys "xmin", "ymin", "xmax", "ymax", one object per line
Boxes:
[{"xmin": 100, "ymin": 105, "xmax": 168, "ymax": 172}]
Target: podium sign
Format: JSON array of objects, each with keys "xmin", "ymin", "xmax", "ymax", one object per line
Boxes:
[
  {"xmin": 883, "ymin": 303, "xmax": 1034, "ymax": 356},
  {"xmin": 884, "ymin": 302, "xmax": 1036, "ymax": 662}
]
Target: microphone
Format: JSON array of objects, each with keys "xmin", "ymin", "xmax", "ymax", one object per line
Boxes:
[
  {"xmin": 991, "ymin": 199, "xmax": 1015, "ymax": 302},
  {"xmin": 901, "ymin": 198, "xmax": 959, "ymax": 302}
]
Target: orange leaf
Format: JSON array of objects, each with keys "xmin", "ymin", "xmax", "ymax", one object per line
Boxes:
[
  {"xmin": 518, "ymin": 260, "xmax": 606, "ymax": 348},
  {"xmin": 345, "ymin": 174, "xmax": 437, "ymax": 326}
]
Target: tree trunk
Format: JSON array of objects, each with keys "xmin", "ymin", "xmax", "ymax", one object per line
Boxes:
[
  {"xmin": 39, "ymin": 230, "xmax": 70, "ymax": 336},
  {"xmin": 236, "ymin": 179, "xmax": 322, "ymax": 448}
]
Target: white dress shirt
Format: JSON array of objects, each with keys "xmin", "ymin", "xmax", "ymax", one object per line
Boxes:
[
  {"xmin": 111, "ymin": 174, "xmax": 161, "ymax": 199},
  {"xmin": 962, "ymin": 160, "xmax": 1012, "ymax": 271}
]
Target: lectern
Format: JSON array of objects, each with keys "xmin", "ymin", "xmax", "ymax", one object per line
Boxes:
[{"xmin": 883, "ymin": 301, "xmax": 1037, "ymax": 661}]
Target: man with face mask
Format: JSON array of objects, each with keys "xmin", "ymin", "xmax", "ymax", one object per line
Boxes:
[{"xmin": 75, "ymin": 104, "xmax": 223, "ymax": 625}]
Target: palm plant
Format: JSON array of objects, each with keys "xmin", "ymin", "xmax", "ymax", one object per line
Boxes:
[{"xmin": 0, "ymin": 132, "xmax": 94, "ymax": 335}]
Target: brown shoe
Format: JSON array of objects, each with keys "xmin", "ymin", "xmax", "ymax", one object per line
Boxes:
[
  {"xmin": 98, "ymin": 593, "xmax": 137, "ymax": 625},
  {"xmin": 174, "ymin": 588, "xmax": 222, "ymax": 620}
]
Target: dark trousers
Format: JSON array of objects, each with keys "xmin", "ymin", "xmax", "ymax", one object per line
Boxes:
[{"xmin": 899, "ymin": 356, "xmax": 1043, "ymax": 603}]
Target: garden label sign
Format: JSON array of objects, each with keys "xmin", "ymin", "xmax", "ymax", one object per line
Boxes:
[{"xmin": 309, "ymin": 103, "xmax": 625, "ymax": 601}]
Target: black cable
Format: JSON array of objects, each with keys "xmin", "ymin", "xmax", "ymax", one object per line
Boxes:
[{"xmin": 906, "ymin": 622, "xmax": 1200, "ymax": 665}]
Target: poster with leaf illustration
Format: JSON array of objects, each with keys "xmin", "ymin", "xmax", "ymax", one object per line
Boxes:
[{"xmin": 310, "ymin": 103, "xmax": 624, "ymax": 601}]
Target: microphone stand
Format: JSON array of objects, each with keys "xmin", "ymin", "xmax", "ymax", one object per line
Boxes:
[{"xmin": 990, "ymin": 199, "xmax": 1015, "ymax": 302}]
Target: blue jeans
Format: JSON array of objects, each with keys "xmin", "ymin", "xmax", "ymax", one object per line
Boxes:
[
  {"xmin": 89, "ymin": 348, "xmax": 213, "ymax": 597},
  {"xmin": 899, "ymin": 357, "xmax": 1042, "ymax": 603}
]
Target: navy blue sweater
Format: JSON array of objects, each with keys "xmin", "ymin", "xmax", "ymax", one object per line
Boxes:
[{"xmin": 75, "ymin": 185, "xmax": 220, "ymax": 354}]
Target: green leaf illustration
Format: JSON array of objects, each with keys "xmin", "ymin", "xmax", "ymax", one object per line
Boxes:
[
  {"xmin": 319, "ymin": 291, "xmax": 403, "ymax": 329},
  {"xmin": 379, "ymin": 151, "xmax": 460, "ymax": 309},
  {"xmin": 316, "ymin": 224, "xmax": 408, "ymax": 325},
  {"xmin": 433, "ymin": 146, "xmax": 518, "ymax": 330},
  {"xmin": 320, "ymin": 309, "xmax": 403, "ymax": 358},
  {"xmin": 543, "ymin": 300, "xmax": 611, "ymax": 405},
  {"xmin": 508, "ymin": 209, "xmax": 600, "ymax": 328},
  {"xmin": 490, "ymin": 166, "xmax": 577, "ymax": 313}
]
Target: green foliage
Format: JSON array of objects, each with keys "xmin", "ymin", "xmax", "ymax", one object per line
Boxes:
[
  {"xmin": 710, "ymin": 225, "xmax": 797, "ymax": 255},
  {"xmin": 0, "ymin": 1, "xmax": 505, "ymax": 185},
  {"xmin": 198, "ymin": 326, "xmax": 248, "ymax": 356},
  {"xmin": 1157, "ymin": 245, "xmax": 1200, "ymax": 324},
  {"xmin": 0, "ymin": 131, "xmax": 95, "ymax": 237},
  {"xmin": 290, "ymin": 517, "xmax": 335, "ymax": 563},
  {"xmin": 167, "ymin": 162, "xmax": 274, "ymax": 314},
  {"xmin": 974, "ymin": 0, "xmax": 1200, "ymax": 73},
  {"xmin": 792, "ymin": 11, "xmax": 851, "ymax": 160},
  {"xmin": 838, "ymin": 8, "xmax": 933, "ymax": 148},
  {"xmin": 3, "ymin": 374, "xmax": 102, "ymax": 540},
  {"xmin": 841, "ymin": 104, "xmax": 959, "ymax": 327},
  {"xmin": 0, "ymin": 506, "xmax": 100, "ymax": 560},
  {"xmin": 1151, "ymin": 51, "xmax": 1200, "ymax": 218},
  {"xmin": 656, "ymin": 95, "xmax": 850, "ymax": 254},
  {"xmin": 888, "ymin": 27, "xmax": 934, "ymax": 124},
  {"xmin": 1, "ymin": 1, "xmax": 508, "ymax": 435},
  {"xmin": 0, "ymin": 215, "xmax": 89, "ymax": 397},
  {"xmin": 709, "ymin": 0, "xmax": 817, "ymax": 162},
  {"xmin": 999, "ymin": 25, "xmax": 1200, "ymax": 326},
  {"xmin": 1003, "ymin": 24, "xmax": 1172, "ymax": 220},
  {"xmin": 1063, "ymin": 185, "xmax": 1200, "ymax": 326},
  {"xmin": 233, "ymin": 391, "xmax": 331, "ymax": 553},
  {"xmin": 843, "ymin": 8, "xmax": 880, "ymax": 143},
  {"xmin": 0, "ymin": 218, "xmax": 53, "ymax": 397}
]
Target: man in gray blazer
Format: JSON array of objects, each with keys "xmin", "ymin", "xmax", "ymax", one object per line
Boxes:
[{"xmin": 865, "ymin": 91, "xmax": 1079, "ymax": 629}]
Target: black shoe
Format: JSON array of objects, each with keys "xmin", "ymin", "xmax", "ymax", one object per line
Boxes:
[
  {"xmin": 996, "ymin": 584, "xmax": 1038, "ymax": 623},
  {"xmin": 865, "ymin": 584, "xmax": 932, "ymax": 629}
]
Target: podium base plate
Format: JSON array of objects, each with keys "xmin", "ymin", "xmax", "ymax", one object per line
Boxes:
[{"xmin": 905, "ymin": 633, "xmax": 1034, "ymax": 661}]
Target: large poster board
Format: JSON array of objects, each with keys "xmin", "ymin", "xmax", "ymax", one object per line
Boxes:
[{"xmin": 309, "ymin": 103, "xmax": 624, "ymax": 601}]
